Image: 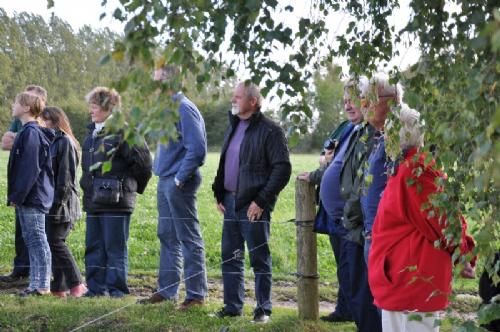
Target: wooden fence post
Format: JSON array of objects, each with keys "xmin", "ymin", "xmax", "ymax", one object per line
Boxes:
[{"xmin": 295, "ymin": 179, "xmax": 319, "ymax": 320}]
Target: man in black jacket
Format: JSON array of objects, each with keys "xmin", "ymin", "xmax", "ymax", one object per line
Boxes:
[{"xmin": 212, "ymin": 82, "xmax": 291, "ymax": 323}]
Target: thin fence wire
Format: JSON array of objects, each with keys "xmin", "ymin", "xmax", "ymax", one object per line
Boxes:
[{"xmin": 68, "ymin": 237, "xmax": 276, "ymax": 332}]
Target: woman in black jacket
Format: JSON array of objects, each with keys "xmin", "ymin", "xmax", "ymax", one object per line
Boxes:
[
  {"xmin": 41, "ymin": 106, "xmax": 87, "ymax": 297},
  {"xmin": 81, "ymin": 87, "xmax": 152, "ymax": 297}
]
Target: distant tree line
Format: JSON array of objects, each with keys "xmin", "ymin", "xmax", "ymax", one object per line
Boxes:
[
  {"xmin": 0, "ymin": 9, "xmax": 126, "ymax": 142},
  {"xmin": 0, "ymin": 9, "xmax": 342, "ymax": 150}
]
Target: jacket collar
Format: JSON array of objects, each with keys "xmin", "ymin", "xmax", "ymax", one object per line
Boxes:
[
  {"xmin": 23, "ymin": 121, "xmax": 55, "ymax": 144},
  {"xmin": 228, "ymin": 110, "xmax": 263, "ymax": 127}
]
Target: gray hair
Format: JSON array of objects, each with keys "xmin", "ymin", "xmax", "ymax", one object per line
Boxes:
[
  {"xmin": 343, "ymin": 75, "xmax": 368, "ymax": 97},
  {"xmin": 398, "ymin": 104, "xmax": 424, "ymax": 150},
  {"xmin": 359, "ymin": 72, "xmax": 404, "ymax": 104},
  {"xmin": 240, "ymin": 82, "xmax": 263, "ymax": 109}
]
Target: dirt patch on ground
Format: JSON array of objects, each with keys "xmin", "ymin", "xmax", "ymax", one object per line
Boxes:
[{"xmin": 0, "ymin": 273, "xmax": 479, "ymax": 320}]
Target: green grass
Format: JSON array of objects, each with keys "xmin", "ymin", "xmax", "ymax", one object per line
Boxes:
[
  {"xmin": 0, "ymin": 150, "xmax": 480, "ymax": 331},
  {"xmin": 0, "ymin": 151, "xmax": 339, "ymax": 280},
  {"xmin": 0, "ymin": 295, "xmax": 359, "ymax": 332}
]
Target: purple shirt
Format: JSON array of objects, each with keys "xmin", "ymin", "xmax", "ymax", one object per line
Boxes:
[{"xmin": 224, "ymin": 120, "xmax": 250, "ymax": 192}]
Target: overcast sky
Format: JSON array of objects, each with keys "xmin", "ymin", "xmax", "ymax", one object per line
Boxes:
[
  {"xmin": 0, "ymin": 0, "xmax": 420, "ymax": 73},
  {"xmin": 0, "ymin": 0, "xmax": 123, "ymax": 32},
  {"xmin": 0, "ymin": 0, "xmax": 421, "ymax": 113}
]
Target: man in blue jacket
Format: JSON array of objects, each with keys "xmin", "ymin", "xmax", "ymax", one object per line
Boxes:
[
  {"xmin": 141, "ymin": 65, "xmax": 208, "ymax": 309},
  {"xmin": 212, "ymin": 82, "xmax": 291, "ymax": 323}
]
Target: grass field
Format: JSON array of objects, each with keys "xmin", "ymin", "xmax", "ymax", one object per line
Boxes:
[
  {"xmin": 0, "ymin": 150, "xmax": 481, "ymax": 331},
  {"xmin": 0, "ymin": 150, "xmax": 338, "ymax": 279}
]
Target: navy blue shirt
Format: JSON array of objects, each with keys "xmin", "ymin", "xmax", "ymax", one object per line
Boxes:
[
  {"xmin": 360, "ymin": 133, "xmax": 388, "ymax": 234},
  {"xmin": 319, "ymin": 124, "xmax": 356, "ymax": 235},
  {"xmin": 7, "ymin": 121, "xmax": 55, "ymax": 213}
]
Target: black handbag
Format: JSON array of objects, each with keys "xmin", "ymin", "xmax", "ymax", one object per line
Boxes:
[{"xmin": 92, "ymin": 177, "xmax": 123, "ymax": 205}]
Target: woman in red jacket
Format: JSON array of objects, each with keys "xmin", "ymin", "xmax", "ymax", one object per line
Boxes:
[{"xmin": 368, "ymin": 105, "xmax": 475, "ymax": 331}]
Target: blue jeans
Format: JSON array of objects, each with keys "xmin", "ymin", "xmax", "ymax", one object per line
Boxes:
[
  {"xmin": 221, "ymin": 192, "xmax": 272, "ymax": 316},
  {"xmin": 17, "ymin": 206, "xmax": 51, "ymax": 290},
  {"xmin": 85, "ymin": 213, "xmax": 130, "ymax": 297},
  {"xmin": 14, "ymin": 210, "xmax": 30, "ymax": 276},
  {"xmin": 157, "ymin": 174, "xmax": 207, "ymax": 301}
]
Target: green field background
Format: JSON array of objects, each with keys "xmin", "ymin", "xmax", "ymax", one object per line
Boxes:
[{"xmin": 0, "ymin": 151, "xmax": 339, "ymax": 280}]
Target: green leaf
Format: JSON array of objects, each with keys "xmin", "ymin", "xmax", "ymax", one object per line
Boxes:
[
  {"xmin": 102, "ymin": 160, "xmax": 112, "ymax": 174},
  {"xmin": 407, "ymin": 313, "xmax": 423, "ymax": 322},
  {"xmin": 99, "ymin": 54, "xmax": 111, "ymax": 65}
]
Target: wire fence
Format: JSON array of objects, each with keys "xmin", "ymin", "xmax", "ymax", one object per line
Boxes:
[{"xmin": 0, "ymin": 213, "xmax": 328, "ymax": 331}]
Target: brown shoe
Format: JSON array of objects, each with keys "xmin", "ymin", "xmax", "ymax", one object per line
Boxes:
[
  {"xmin": 179, "ymin": 298, "xmax": 204, "ymax": 310},
  {"xmin": 137, "ymin": 292, "xmax": 170, "ymax": 304}
]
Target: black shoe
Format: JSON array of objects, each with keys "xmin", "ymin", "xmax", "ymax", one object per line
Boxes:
[
  {"xmin": 0, "ymin": 272, "xmax": 29, "ymax": 283},
  {"xmin": 18, "ymin": 289, "xmax": 43, "ymax": 297},
  {"xmin": 83, "ymin": 291, "xmax": 106, "ymax": 298},
  {"xmin": 320, "ymin": 312, "xmax": 352, "ymax": 322},
  {"xmin": 213, "ymin": 308, "xmax": 242, "ymax": 318},
  {"xmin": 252, "ymin": 313, "xmax": 270, "ymax": 324}
]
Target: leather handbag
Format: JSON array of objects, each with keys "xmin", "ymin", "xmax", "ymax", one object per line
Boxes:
[{"xmin": 92, "ymin": 177, "xmax": 123, "ymax": 205}]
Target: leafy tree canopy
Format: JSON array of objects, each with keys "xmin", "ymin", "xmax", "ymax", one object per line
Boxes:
[{"xmin": 50, "ymin": 0, "xmax": 499, "ymax": 323}]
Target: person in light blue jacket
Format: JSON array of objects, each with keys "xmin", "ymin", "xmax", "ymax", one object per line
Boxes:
[{"xmin": 142, "ymin": 64, "xmax": 208, "ymax": 310}]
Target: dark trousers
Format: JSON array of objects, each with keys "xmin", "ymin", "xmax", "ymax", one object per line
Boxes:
[
  {"xmin": 85, "ymin": 213, "xmax": 130, "ymax": 297},
  {"xmin": 340, "ymin": 239, "xmax": 381, "ymax": 332},
  {"xmin": 45, "ymin": 221, "xmax": 82, "ymax": 291},
  {"xmin": 329, "ymin": 233, "xmax": 353, "ymax": 319},
  {"xmin": 221, "ymin": 192, "xmax": 272, "ymax": 316},
  {"xmin": 13, "ymin": 210, "xmax": 30, "ymax": 276}
]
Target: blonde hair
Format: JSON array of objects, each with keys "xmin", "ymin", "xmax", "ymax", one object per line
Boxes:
[
  {"xmin": 15, "ymin": 92, "xmax": 43, "ymax": 118},
  {"xmin": 85, "ymin": 87, "xmax": 121, "ymax": 113},
  {"xmin": 398, "ymin": 104, "xmax": 424, "ymax": 150}
]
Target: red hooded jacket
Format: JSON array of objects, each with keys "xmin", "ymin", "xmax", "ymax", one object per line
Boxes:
[{"xmin": 368, "ymin": 148, "xmax": 474, "ymax": 312}]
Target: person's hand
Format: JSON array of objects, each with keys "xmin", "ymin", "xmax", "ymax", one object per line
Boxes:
[
  {"xmin": 297, "ymin": 172, "xmax": 310, "ymax": 182},
  {"xmin": 247, "ymin": 201, "xmax": 263, "ymax": 222},
  {"xmin": 216, "ymin": 202, "xmax": 225, "ymax": 214},
  {"xmin": 324, "ymin": 148, "xmax": 334, "ymax": 164},
  {"xmin": 460, "ymin": 261, "xmax": 475, "ymax": 279},
  {"xmin": 1, "ymin": 131, "xmax": 16, "ymax": 151},
  {"xmin": 318, "ymin": 155, "xmax": 327, "ymax": 167}
]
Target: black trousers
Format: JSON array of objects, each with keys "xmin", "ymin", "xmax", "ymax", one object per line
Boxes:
[
  {"xmin": 45, "ymin": 221, "xmax": 82, "ymax": 291},
  {"xmin": 13, "ymin": 210, "xmax": 30, "ymax": 276}
]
